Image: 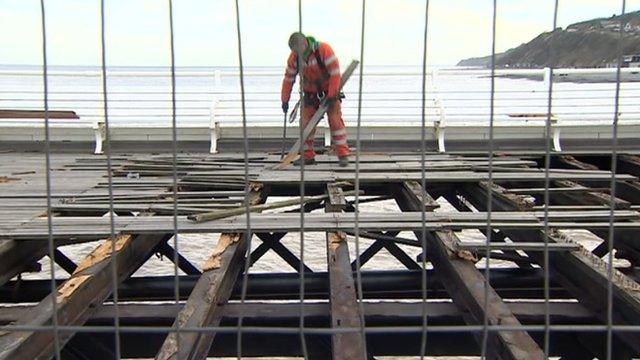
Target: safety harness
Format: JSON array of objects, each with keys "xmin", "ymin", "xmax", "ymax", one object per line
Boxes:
[{"xmin": 301, "ymin": 36, "xmax": 343, "ymax": 106}]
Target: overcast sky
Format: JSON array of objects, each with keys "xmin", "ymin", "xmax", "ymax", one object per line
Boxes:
[{"xmin": 0, "ymin": 0, "xmax": 637, "ymax": 67}]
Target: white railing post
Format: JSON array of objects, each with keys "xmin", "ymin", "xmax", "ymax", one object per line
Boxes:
[
  {"xmin": 93, "ymin": 118, "xmax": 105, "ymax": 155},
  {"xmin": 209, "ymin": 98, "xmax": 220, "ymax": 154},
  {"xmin": 430, "ymin": 69, "xmax": 446, "ymax": 153},
  {"xmin": 551, "ymin": 116, "xmax": 562, "ymax": 152},
  {"xmin": 434, "ymin": 99, "xmax": 446, "ymax": 153}
]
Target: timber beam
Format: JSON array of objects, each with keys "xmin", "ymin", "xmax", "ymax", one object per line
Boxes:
[
  {"xmin": 395, "ymin": 182, "xmax": 545, "ymax": 360},
  {"xmin": 325, "ymin": 183, "xmax": 367, "ymax": 360},
  {"xmin": 0, "ymin": 231, "xmax": 172, "ymax": 359},
  {"xmin": 155, "ymin": 188, "xmax": 264, "ymax": 360},
  {"xmin": 462, "ymin": 181, "xmax": 640, "ymax": 356}
]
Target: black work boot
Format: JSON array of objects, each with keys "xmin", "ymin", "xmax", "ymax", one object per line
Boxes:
[
  {"xmin": 293, "ymin": 158, "xmax": 316, "ymax": 166},
  {"xmin": 338, "ymin": 156, "xmax": 349, "ymax": 167}
]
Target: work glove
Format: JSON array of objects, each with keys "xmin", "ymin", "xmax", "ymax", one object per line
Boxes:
[{"xmin": 282, "ymin": 102, "xmax": 289, "ymax": 114}]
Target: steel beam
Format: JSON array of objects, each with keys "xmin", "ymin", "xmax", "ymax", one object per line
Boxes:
[
  {"xmin": 0, "ymin": 268, "xmax": 584, "ymax": 303},
  {"xmin": 153, "ymin": 242, "xmax": 201, "ymax": 275},
  {"xmin": 254, "ymin": 232, "xmax": 313, "ymax": 273}
]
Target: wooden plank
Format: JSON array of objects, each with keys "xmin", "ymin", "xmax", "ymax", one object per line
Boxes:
[
  {"xmin": 553, "ymin": 179, "xmax": 630, "ymax": 210},
  {"xmin": 155, "ymin": 189, "xmax": 264, "ymax": 360},
  {"xmin": 326, "ymin": 183, "xmax": 346, "ymax": 210},
  {"xmin": 395, "ymin": 182, "xmax": 545, "ymax": 360},
  {"xmin": 0, "ymin": 109, "xmax": 79, "ymax": 119},
  {"xmin": 543, "ymin": 181, "xmax": 640, "ymax": 266},
  {"xmin": 3, "ymin": 210, "xmax": 640, "ymax": 239},
  {"xmin": 440, "ymin": 192, "xmax": 534, "ymax": 268},
  {"xmin": 507, "ymin": 187, "xmax": 611, "ymax": 194},
  {"xmin": 257, "ymin": 169, "xmax": 636, "ymax": 184},
  {"xmin": 403, "ymin": 181, "xmax": 440, "ymax": 211},
  {"xmin": 325, "ymin": 184, "xmax": 367, "ymax": 360},
  {"xmin": 557, "ymin": 155, "xmax": 599, "ymax": 171},
  {"xmin": 619, "ymin": 154, "xmax": 640, "ymax": 177},
  {"xmin": 0, "ymin": 231, "xmax": 171, "ymax": 359},
  {"xmin": 462, "ymin": 182, "xmax": 640, "ymax": 354}
]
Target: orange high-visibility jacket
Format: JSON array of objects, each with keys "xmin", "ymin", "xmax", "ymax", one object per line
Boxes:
[{"xmin": 280, "ymin": 41, "xmax": 341, "ymax": 103}]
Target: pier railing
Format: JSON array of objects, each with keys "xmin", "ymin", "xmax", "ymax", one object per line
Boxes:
[{"xmin": 1, "ymin": 66, "xmax": 639, "ymax": 153}]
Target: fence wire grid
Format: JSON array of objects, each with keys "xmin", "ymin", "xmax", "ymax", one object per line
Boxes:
[{"xmin": 0, "ymin": 0, "xmax": 637, "ymax": 359}]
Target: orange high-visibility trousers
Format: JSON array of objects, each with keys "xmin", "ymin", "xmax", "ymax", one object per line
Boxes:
[{"xmin": 301, "ymin": 100, "xmax": 350, "ymax": 160}]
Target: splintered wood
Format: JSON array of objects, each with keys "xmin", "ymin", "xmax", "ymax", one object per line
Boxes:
[
  {"xmin": 73, "ymin": 234, "xmax": 132, "ymax": 274},
  {"xmin": 56, "ymin": 275, "xmax": 91, "ymax": 303},
  {"xmin": 328, "ymin": 231, "xmax": 347, "ymax": 252},
  {"xmin": 201, "ymin": 233, "xmax": 241, "ymax": 271}
]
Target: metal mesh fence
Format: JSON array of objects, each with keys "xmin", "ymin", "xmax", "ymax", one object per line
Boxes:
[{"xmin": 0, "ymin": 0, "xmax": 637, "ymax": 359}]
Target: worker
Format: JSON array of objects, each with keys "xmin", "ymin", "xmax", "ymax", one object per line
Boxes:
[{"xmin": 281, "ymin": 32, "xmax": 350, "ymax": 167}]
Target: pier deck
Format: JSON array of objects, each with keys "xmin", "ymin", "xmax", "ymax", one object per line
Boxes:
[{"xmin": 0, "ymin": 150, "xmax": 640, "ymax": 358}]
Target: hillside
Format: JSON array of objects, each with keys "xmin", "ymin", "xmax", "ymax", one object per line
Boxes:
[{"xmin": 458, "ymin": 11, "xmax": 640, "ymax": 68}]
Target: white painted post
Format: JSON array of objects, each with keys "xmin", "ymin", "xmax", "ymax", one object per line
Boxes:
[
  {"xmin": 551, "ymin": 116, "xmax": 562, "ymax": 152},
  {"xmin": 210, "ymin": 121, "xmax": 220, "ymax": 154},
  {"xmin": 435, "ymin": 118, "xmax": 446, "ymax": 153},
  {"xmin": 209, "ymin": 98, "xmax": 220, "ymax": 154},
  {"xmin": 93, "ymin": 120, "xmax": 105, "ymax": 155},
  {"xmin": 430, "ymin": 70, "xmax": 447, "ymax": 153}
]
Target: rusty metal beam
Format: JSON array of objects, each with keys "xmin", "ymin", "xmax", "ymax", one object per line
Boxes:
[
  {"xmin": 395, "ymin": 182, "xmax": 544, "ymax": 360},
  {"xmin": 253, "ymin": 232, "xmax": 313, "ymax": 273},
  {"xmin": 153, "ymin": 242, "xmax": 201, "ymax": 275},
  {"xmin": 325, "ymin": 183, "xmax": 367, "ymax": 360}
]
